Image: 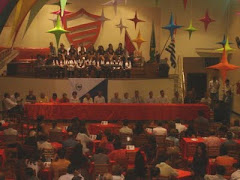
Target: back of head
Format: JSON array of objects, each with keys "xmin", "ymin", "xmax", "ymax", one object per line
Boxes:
[
  {"xmin": 220, "ymin": 145, "xmax": 228, "ymax": 156},
  {"xmin": 103, "ymin": 173, "xmax": 113, "ymax": 180},
  {"xmin": 123, "ymin": 120, "xmax": 129, "ymax": 126},
  {"xmin": 209, "ymin": 130, "xmax": 216, "ymax": 136},
  {"xmin": 25, "ymin": 167, "xmax": 35, "ymax": 177},
  {"xmin": 112, "ymin": 165, "xmax": 122, "ymax": 176},
  {"xmin": 216, "ymin": 165, "xmax": 226, "ymax": 176},
  {"xmin": 226, "ymin": 131, "xmax": 233, "ymax": 140},
  {"xmin": 58, "ymin": 148, "xmax": 66, "ymax": 159},
  {"xmin": 72, "ymin": 176, "xmax": 82, "ymax": 180},
  {"xmin": 52, "ymin": 121, "xmax": 57, "ymax": 128},
  {"xmin": 151, "ymin": 167, "xmax": 160, "ymax": 178},
  {"xmin": 198, "ymin": 110, "xmax": 204, "ymax": 117},
  {"xmin": 175, "ymin": 118, "xmax": 181, "ymax": 124},
  {"xmin": 157, "ymin": 121, "xmax": 162, "ymax": 127},
  {"xmin": 96, "ymin": 147, "xmax": 105, "ymax": 154}
]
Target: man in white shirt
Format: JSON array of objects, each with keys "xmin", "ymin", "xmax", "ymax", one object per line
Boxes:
[
  {"xmin": 175, "ymin": 119, "xmax": 187, "ymax": 133},
  {"xmin": 70, "ymin": 91, "xmax": 79, "ymax": 103},
  {"xmin": 145, "ymin": 91, "xmax": 156, "ymax": 103},
  {"xmin": 58, "ymin": 164, "xmax": 85, "ymax": 180},
  {"xmin": 3, "ymin": 123, "xmax": 18, "ymax": 135},
  {"xmin": 231, "ymin": 162, "xmax": 240, "ymax": 180},
  {"xmin": 119, "ymin": 120, "xmax": 133, "ymax": 134},
  {"xmin": 209, "ymin": 76, "xmax": 220, "ymax": 102},
  {"xmin": 157, "ymin": 90, "xmax": 169, "ymax": 104},
  {"xmin": 110, "ymin": 92, "xmax": 121, "ymax": 103},
  {"xmin": 3, "ymin": 93, "xmax": 17, "ymax": 111},
  {"xmin": 171, "ymin": 91, "xmax": 183, "ymax": 104},
  {"xmin": 121, "ymin": 92, "xmax": 132, "ymax": 103},
  {"xmin": 82, "ymin": 93, "xmax": 93, "ymax": 103},
  {"xmin": 153, "ymin": 121, "xmax": 167, "ymax": 136},
  {"xmin": 204, "ymin": 165, "xmax": 227, "ymax": 180},
  {"xmin": 131, "ymin": 90, "xmax": 144, "ymax": 103},
  {"xmin": 94, "ymin": 91, "xmax": 106, "ymax": 103}
]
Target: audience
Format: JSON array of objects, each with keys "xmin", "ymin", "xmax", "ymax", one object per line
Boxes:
[
  {"xmin": 204, "ymin": 130, "xmax": 221, "ymax": 149},
  {"xmin": 94, "ymin": 91, "xmax": 106, "ymax": 103},
  {"xmin": 3, "ymin": 122, "xmax": 18, "ymax": 135},
  {"xmin": 215, "ymin": 146, "xmax": 237, "ymax": 170},
  {"xmin": 155, "ymin": 155, "xmax": 178, "ymax": 177},
  {"xmin": 92, "ymin": 147, "xmax": 109, "ymax": 164},
  {"xmin": 171, "ymin": 91, "xmax": 182, "ymax": 104},
  {"xmin": 24, "ymin": 130, "xmax": 37, "ymax": 147},
  {"xmin": 49, "ymin": 121, "xmax": 62, "ymax": 132},
  {"xmin": 222, "ymin": 131, "xmax": 237, "ymax": 147},
  {"xmin": 145, "ymin": 91, "xmax": 156, "ymax": 103},
  {"xmin": 132, "ymin": 90, "xmax": 144, "ymax": 103},
  {"xmin": 69, "ymin": 144, "xmax": 89, "ymax": 169},
  {"xmin": 175, "ymin": 118, "xmax": 187, "ymax": 133},
  {"xmin": 153, "ymin": 121, "xmax": 167, "ymax": 136},
  {"xmin": 194, "ymin": 110, "xmax": 209, "ymax": 136},
  {"xmin": 166, "ymin": 129, "xmax": 179, "ymax": 146},
  {"xmin": 25, "ymin": 151, "xmax": 43, "ymax": 177},
  {"xmin": 231, "ymin": 161, "xmax": 240, "ymax": 180},
  {"xmin": 119, "ymin": 120, "xmax": 133, "ymax": 134},
  {"xmin": 121, "ymin": 92, "xmax": 131, "ymax": 103},
  {"xmin": 204, "ymin": 165, "xmax": 226, "ymax": 180},
  {"xmin": 62, "ymin": 132, "xmax": 79, "ymax": 148},
  {"xmin": 58, "ymin": 164, "xmax": 84, "ymax": 180},
  {"xmin": 37, "ymin": 134, "xmax": 53, "ymax": 150},
  {"xmin": 112, "ymin": 165, "xmax": 124, "ymax": 180},
  {"xmin": 110, "ymin": 92, "xmax": 121, "ymax": 103},
  {"xmin": 201, "ymin": 92, "xmax": 212, "ymax": 107},
  {"xmin": 134, "ymin": 150, "xmax": 146, "ymax": 179},
  {"xmin": 157, "ymin": 90, "xmax": 169, "ymax": 104},
  {"xmin": 76, "ymin": 127, "xmax": 93, "ymax": 154},
  {"xmin": 82, "ymin": 93, "xmax": 93, "ymax": 103}
]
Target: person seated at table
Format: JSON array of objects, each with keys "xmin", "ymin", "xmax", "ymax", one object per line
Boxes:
[
  {"xmin": 58, "ymin": 163, "xmax": 85, "ymax": 180},
  {"xmin": 221, "ymin": 131, "xmax": 237, "ymax": 147},
  {"xmin": 231, "ymin": 161, "xmax": 240, "ymax": 180},
  {"xmin": 49, "ymin": 121, "xmax": 62, "ymax": 132},
  {"xmin": 10, "ymin": 92, "xmax": 22, "ymax": 104},
  {"xmin": 26, "ymin": 90, "xmax": 37, "ymax": 104},
  {"xmin": 153, "ymin": 121, "xmax": 167, "ymax": 136},
  {"xmin": 59, "ymin": 93, "xmax": 70, "ymax": 103},
  {"xmin": 230, "ymin": 119, "xmax": 240, "ymax": 137},
  {"xmin": 110, "ymin": 92, "xmax": 121, "ymax": 103},
  {"xmin": 204, "ymin": 165, "xmax": 227, "ymax": 180},
  {"xmin": 204, "ymin": 130, "xmax": 221, "ymax": 149},
  {"xmin": 25, "ymin": 151, "xmax": 44, "ymax": 177},
  {"xmin": 166, "ymin": 129, "xmax": 179, "ymax": 146},
  {"xmin": 50, "ymin": 93, "xmax": 59, "ymax": 103},
  {"xmin": 133, "ymin": 121, "xmax": 145, "ymax": 135},
  {"xmin": 38, "ymin": 92, "xmax": 49, "ymax": 103},
  {"xmin": 76, "ymin": 127, "xmax": 93, "ymax": 154},
  {"xmin": 121, "ymin": 92, "xmax": 132, "ymax": 103},
  {"xmin": 157, "ymin": 90, "xmax": 169, "ymax": 104},
  {"xmin": 175, "ymin": 118, "xmax": 187, "ymax": 133},
  {"xmin": 70, "ymin": 91, "xmax": 79, "ymax": 103},
  {"xmin": 3, "ymin": 122, "xmax": 18, "ymax": 135},
  {"xmin": 51, "ymin": 148, "xmax": 70, "ymax": 180},
  {"xmin": 92, "ymin": 147, "xmax": 110, "ymax": 165},
  {"xmin": 94, "ymin": 91, "xmax": 106, "ymax": 103},
  {"xmin": 69, "ymin": 144, "xmax": 89, "ymax": 170},
  {"xmin": 24, "ymin": 130, "xmax": 37, "ymax": 147},
  {"xmin": 194, "ymin": 110, "xmax": 209, "ymax": 136},
  {"xmin": 82, "ymin": 93, "xmax": 93, "ymax": 103},
  {"xmin": 192, "ymin": 143, "xmax": 209, "ymax": 179},
  {"xmin": 99, "ymin": 130, "xmax": 115, "ymax": 154},
  {"xmin": 119, "ymin": 120, "xmax": 133, "ymax": 135},
  {"xmin": 171, "ymin": 91, "xmax": 183, "ymax": 104},
  {"xmin": 3, "ymin": 93, "xmax": 23, "ymax": 114},
  {"xmin": 37, "ymin": 134, "xmax": 53, "ymax": 150},
  {"xmin": 216, "ymin": 146, "xmax": 237, "ymax": 169},
  {"xmin": 201, "ymin": 92, "xmax": 212, "ymax": 107},
  {"xmin": 67, "ymin": 117, "xmax": 80, "ymax": 135},
  {"xmin": 24, "ymin": 167, "xmax": 39, "ymax": 180},
  {"xmin": 131, "ymin": 90, "xmax": 144, "ymax": 103},
  {"xmin": 145, "ymin": 91, "xmax": 156, "ymax": 103},
  {"xmin": 135, "ymin": 150, "xmax": 146, "ymax": 179},
  {"xmin": 62, "ymin": 132, "xmax": 79, "ymax": 149},
  {"xmin": 184, "ymin": 90, "xmax": 196, "ymax": 104},
  {"xmin": 155, "ymin": 155, "xmax": 178, "ymax": 178}
]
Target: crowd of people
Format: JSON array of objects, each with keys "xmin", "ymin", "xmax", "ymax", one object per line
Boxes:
[{"xmin": 34, "ymin": 43, "xmax": 134, "ymax": 78}]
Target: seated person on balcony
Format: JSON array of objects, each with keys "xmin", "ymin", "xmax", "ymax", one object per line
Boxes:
[
  {"xmin": 86, "ymin": 44, "xmax": 96, "ymax": 61},
  {"xmin": 68, "ymin": 44, "xmax": 78, "ymax": 58},
  {"xmin": 49, "ymin": 42, "xmax": 56, "ymax": 57},
  {"xmin": 115, "ymin": 43, "xmax": 124, "ymax": 57},
  {"xmin": 94, "ymin": 91, "xmax": 106, "ymax": 103},
  {"xmin": 58, "ymin": 43, "xmax": 67, "ymax": 57},
  {"xmin": 92, "ymin": 147, "xmax": 110, "ymax": 164},
  {"xmin": 26, "ymin": 90, "xmax": 36, "ymax": 104},
  {"xmin": 50, "ymin": 93, "xmax": 59, "ymax": 103},
  {"xmin": 59, "ymin": 93, "xmax": 70, "ymax": 103},
  {"xmin": 110, "ymin": 92, "xmax": 121, "ymax": 103},
  {"xmin": 145, "ymin": 91, "xmax": 156, "ymax": 103},
  {"xmin": 121, "ymin": 92, "xmax": 132, "ymax": 103},
  {"xmin": 82, "ymin": 93, "xmax": 93, "ymax": 104},
  {"xmin": 97, "ymin": 45, "xmax": 105, "ymax": 61},
  {"xmin": 78, "ymin": 43, "xmax": 86, "ymax": 54},
  {"xmin": 62, "ymin": 132, "xmax": 78, "ymax": 148},
  {"xmin": 3, "ymin": 93, "xmax": 23, "ymax": 114},
  {"xmin": 106, "ymin": 43, "xmax": 115, "ymax": 61},
  {"xmin": 119, "ymin": 120, "xmax": 133, "ymax": 135},
  {"xmin": 131, "ymin": 90, "xmax": 144, "ymax": 103},
  {"xmin": 204, "ymin": 130, "xmax": 221, "ymax": 148},
  {"xmin": 70, "ymin": 91, "xmax": 79, "ymax": 103},
  {"xmin": 157, "ymin": 90, "xmax": 169, "ymax": 104},
  {"xmin": 3, "ymin": 122, "xmax": 18, "ymax": 135},
  {"xmin": 153, "ymin": 121, "xmax": 167, "ymax": 136},
  {"xmin": 49, "ymin": 121, "xmax": 62, "ymax": 132},
  {"xmin": 38, "ymin": 92, "xmax": 49, "ymax": 103},
  {"xmin": 172, "ymin": 91, "xmax": 183, "ymax": 104}
]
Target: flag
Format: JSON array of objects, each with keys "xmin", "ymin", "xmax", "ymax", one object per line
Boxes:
[
  {"xmin": 125, "ymin": 29, "xmax": 136, "ymax": 55},
  {"xmin": 150, "ymin": 22, "xmax": 156, "ymax": 61},
  {"xmin": 165, "ymin": 38, "xmax": 176, "ymax": 68}
]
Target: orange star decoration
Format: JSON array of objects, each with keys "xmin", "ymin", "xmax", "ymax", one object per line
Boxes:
[
  {"xmin": 132, "ymin": 30, "xmax": 146, "ymax": 50},
  {"xmin": 207, "ymin": 49, "xmax": 239, "ymax": 84}
]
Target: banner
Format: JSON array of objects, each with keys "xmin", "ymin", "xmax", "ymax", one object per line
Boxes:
[{"xmin": 68, "ymin": 78, "xmax": 108, "ymax": 102}]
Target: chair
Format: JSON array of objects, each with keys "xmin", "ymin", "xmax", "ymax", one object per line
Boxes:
[
  {"xmin": 49, "ymin": 131, "xmax": 63, "ymax": 142},
  {"xmin": 133, "ymin": 134, "xmax": 148, "ymax": 148},
  {"xmin": 120, "ymin": 133, "xmax": 132, "ymax": 148},
  {"xmin": 207, "ymin": 146, "xmax": 220, "ymax": 158},
  {"xmin": 94, "ymin": 164, "xmax": 111, "ymax": 176}
]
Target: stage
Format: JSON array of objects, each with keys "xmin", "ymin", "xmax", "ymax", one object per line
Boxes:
[{"xmin": 24, "ymin": 103, "xmax": 210, "ymax": 121}]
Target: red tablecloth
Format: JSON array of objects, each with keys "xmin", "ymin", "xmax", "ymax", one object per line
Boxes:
[
  {"xmin": 176, "ymin": 169, "xmax": 192, "ymax": 180},
  {"xmin": 39, "ymin": 168, "xmax": 53, "ymax": 180},
  {"xmin": 51, "ymin": 142, "xmax": 62, "ymax": 151},
  {"xmin": 0, "ymin": 149, "xmax": 6, "ymax": 168},
  {"xmin": 88, "ymin": 123, "xmax": 121, "ymax": 135},
  {"xmin": 24, "ymin": 103, "xmax": 210, "ymax": 121}
]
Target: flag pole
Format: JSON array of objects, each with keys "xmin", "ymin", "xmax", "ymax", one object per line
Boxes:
[{"xmin": 159, "ymin": 34, "xmax": 171, "ymax": 58}]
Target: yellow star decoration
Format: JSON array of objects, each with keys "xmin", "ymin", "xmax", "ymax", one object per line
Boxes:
[
  {"xmin": 132, "ymin": 30, "xmax": 146, "ymax": 50},
  {"xmin": 216, "ymin": 38, "xmax": 235, "ymax": 52}
]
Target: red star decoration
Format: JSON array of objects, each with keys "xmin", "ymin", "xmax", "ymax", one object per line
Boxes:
[
  {"xmin": 128, "ymin": 11, "xmax": 145, "ymax": 29},
  {"xmin": 207, "ymin": 49, "xmax": 239, "ymax": 84},
  {"xmin": 183, "ymin": 0, "xmax": 188, "ymax": 9},
  {"xmin": 51, "ymin": 10, "xmax": 72, "ymax": 16},
  {"xmin": 199, "ymin": 9, "xmax": 215, "ymax": 31}
]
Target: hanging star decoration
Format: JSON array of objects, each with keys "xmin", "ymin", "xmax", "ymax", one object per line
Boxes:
[
  {"xmin": 216, "ymin": 37, "xmax": 235, "ymax": 52},
  {"xmin": 98, "ymin": 9, "xmax": 110, "ymax": 27},
  {"xmin": 183, "ymin": 0, "xmax": 188, "ymax": 9},
  {"xmin": 60, "ymin": 0, "xmax": 68, "ymax": 17},
  {"xmin": 51, "ymin": 1, "xmax": 71, "ymax": 6},
  {"xmin": 162, "ymin": 13, "xmax": 183, "ymax": 39},
  {"xmin": 207, "ymin": 48, "xmax": 239, "ymax": 84},
  {"xmin": 47, "ymin": 15, "xmax": 69, "ymax": 47},
  {"xmin": 102, "ymin": 0, "xmax": 124, "ymax": 15},
  {"xmin": 199, "ymin": 9, "xmax": 215, "ymax": 31},
  {"xmin": 216, "ymin": 34, "xmax": 233, "ymax": 47},
  {"xmin": 128, "ymin": 11, "xmax": 145, "ymax": 29},
  {"xmin": 116, "ymin": 18, "xmax": 127, "ymax": 34},
  {"xmin": 185, "ymin": 20, "xmax": 197, "ymax": 39},
  {"xmin": 51, "ymin": 9, "xmax": 71, "ymax": 16},
  {"xmin": 132, "ymin": 30, "xmax": 146, "ymax": 50}
]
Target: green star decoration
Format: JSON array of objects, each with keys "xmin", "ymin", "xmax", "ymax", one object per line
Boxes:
[
  {"xmin": 60, "ymin": 0, "xmax": 68, "ymax": 17},
  {"xmin": 216, "ymin": 37, "xmax": 235, "ymax": 52},
  {"xmin": 185, "ymin": 20, "xmax": 197, "ymax": 39},
  {"xmin": 47, "ymin": 15, "xmax": 69, "ymax": 47}
]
